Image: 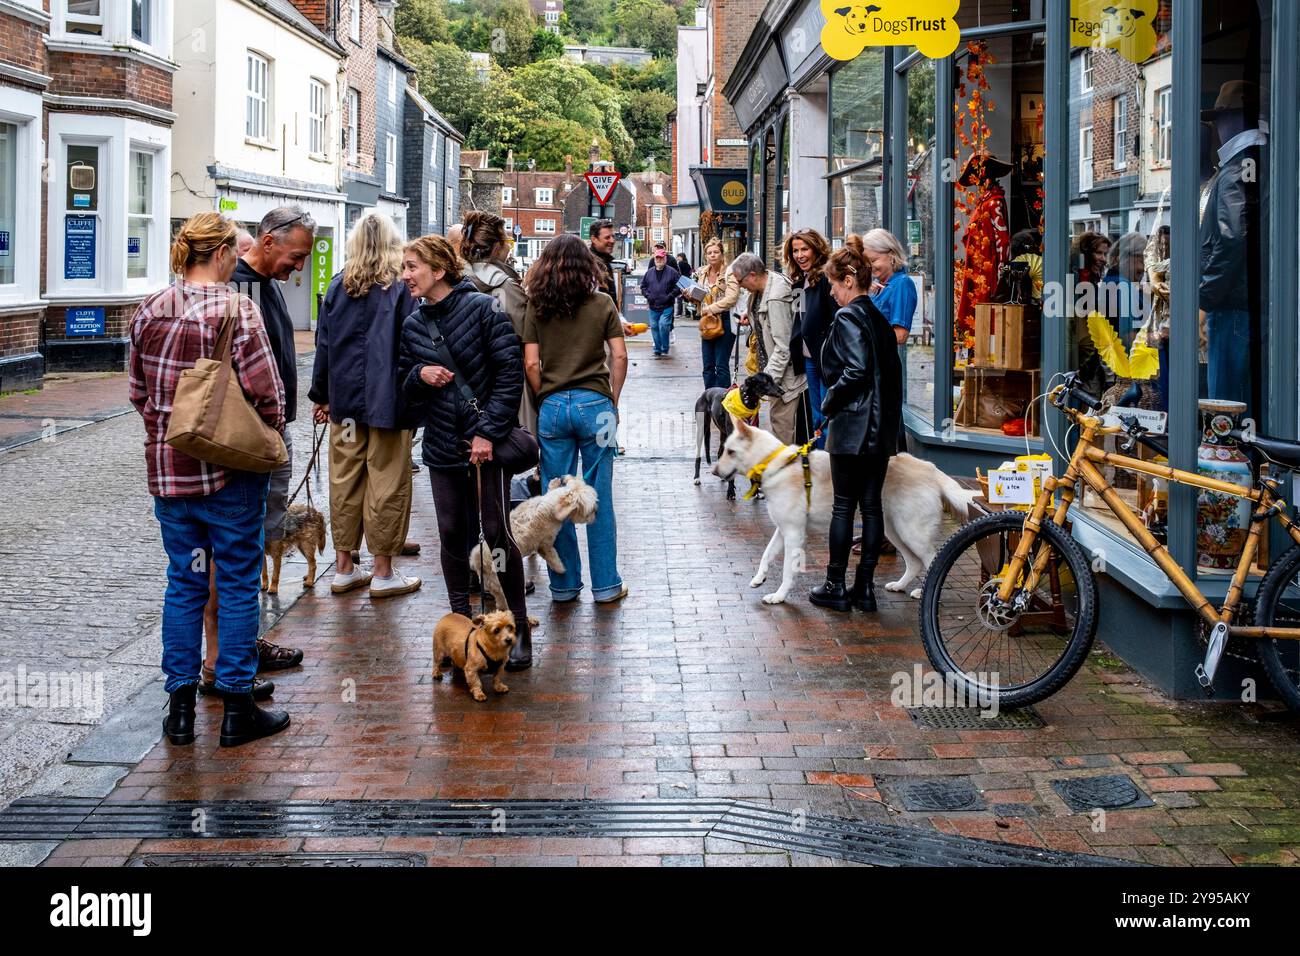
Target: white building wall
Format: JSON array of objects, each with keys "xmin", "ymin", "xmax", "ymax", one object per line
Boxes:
[{"xmin": 675, "ymin": 25, "xmax": 708, "ymax": 206}]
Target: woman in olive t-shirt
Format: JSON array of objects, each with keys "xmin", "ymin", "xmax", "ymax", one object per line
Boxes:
[{"xmin": 522, "ymin": 235, "xmax": 629, "ymax": 604}]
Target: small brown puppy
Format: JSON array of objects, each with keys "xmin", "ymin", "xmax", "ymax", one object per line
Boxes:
[
  {"xmin": 432, "ymin": 611, "xmax": 517, "ymax": 701},
  {"xmin": 262, "ymin": 504, "xmax": 327, "ymax": 594}
]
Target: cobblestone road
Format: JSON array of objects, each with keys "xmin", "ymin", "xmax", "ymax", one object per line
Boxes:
[{"xmin": 0, "ymin": 345, "xmax": 324, "ymax": 809}]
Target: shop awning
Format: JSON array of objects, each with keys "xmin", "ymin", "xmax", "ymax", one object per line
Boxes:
[{"xmin": 690, "ymin": 167, "xmax": 749, "ymax": 224}]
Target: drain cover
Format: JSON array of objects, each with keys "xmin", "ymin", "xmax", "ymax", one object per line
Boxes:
[
  {"xmin": 1051, "ymin": 775, "xmax": 1155, "ymax": 813},
  {"xmin": 907, "ymin": 707, "xmax": 1045, "ymax": 730},
  {"xmin": 128, "ymin": 853, "xmax": 424, "ymax": 867},
  {"xmin": 890, "ymin": 778, "xmax": 985, "ymax": 812}
]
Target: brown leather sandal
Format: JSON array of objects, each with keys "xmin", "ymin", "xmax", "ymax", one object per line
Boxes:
[{"xmin": 256, "ymin": 638, "xmax": 304, "ymax": 671}]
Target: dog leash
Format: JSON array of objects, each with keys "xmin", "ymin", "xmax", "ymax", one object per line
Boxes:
[
  {"xmin": 275, "ymin": 421, "xmax": 328, "ymax": 527},
  {"xmin": 742, "ymin": 427, "xmax": 823, "ymax": 507}
]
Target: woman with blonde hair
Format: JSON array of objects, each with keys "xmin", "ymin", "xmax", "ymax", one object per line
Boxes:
[
  {"xmin": 397, "ymin": 235, "xmax": 533, "ymax": 668},
  {"xmin": 310, "ymin": 211, "xmax": 422, "ymax": 598},
  {"xmin": 693, "ymin": 238, "xmax": 740, "ymax": 389},
  {"xmin": 857, "ymin": 229, "xmax": 916, "ymax": 346},
  {"xmin": 130, "ymin": 212, "xmax": 290, "ymax": 747},
  {"xmin": 782, "ymin": 228, "xmax": 834, "ymax": 444}
]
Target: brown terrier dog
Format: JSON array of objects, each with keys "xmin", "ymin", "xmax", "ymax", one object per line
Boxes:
[
  {"xmin": 432, "ymin": 611, "xmax": 517, "ymax": 701},
  {"xmin": 262, "ymin": 504, "xmax": 327, "ymax": 595}
]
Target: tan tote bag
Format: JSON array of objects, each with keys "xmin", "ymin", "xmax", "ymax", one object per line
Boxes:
[{"xmin": 164, "ymin": 292, "xmax": 288, "ymax": 473}]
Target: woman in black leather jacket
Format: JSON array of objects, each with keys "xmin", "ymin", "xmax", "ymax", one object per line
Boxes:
[
  {"xmin": 397, "ymin": 234, "xmax": 534, "ymax": 669},
  {"xmin": 809, "ymin": 243, "xmax": 903, "ymax": 613}
]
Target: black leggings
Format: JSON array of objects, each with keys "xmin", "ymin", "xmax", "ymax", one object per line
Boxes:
[
  {"xmin": 428, "ymin": 463, "xmax": 528, "ymax": 626},
  {"xmin": 829, "ymin": 452, "xmax": 890, "ymax": 571}
]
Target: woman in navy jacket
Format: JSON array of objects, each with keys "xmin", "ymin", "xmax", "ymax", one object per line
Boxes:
[
  {"xmin": 310, "ymin": 212, "xmax": 421, "ymax": 599},
  {"xmin": 397, "ymin": 234, "xmax": 533, "ymax": 669}
]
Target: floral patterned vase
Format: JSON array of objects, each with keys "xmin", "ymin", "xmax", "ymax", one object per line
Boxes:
[{"xmin": 1196, "ymin": 400, "xmax": 1252, "ymax": 570}]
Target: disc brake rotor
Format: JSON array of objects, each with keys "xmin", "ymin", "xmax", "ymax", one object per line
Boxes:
[{"xmin": 977, "ymin": 579, "xmax": 1021, "ymax": 630}]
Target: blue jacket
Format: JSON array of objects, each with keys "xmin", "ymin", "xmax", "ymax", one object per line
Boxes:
[
  {"xmin": 397, "ymin": 279, "xmax": 524, "ymax": 470},
  {"xmin": 639, "ymin": 262, "xmax": 682, "ymax": 311},
  {"xmin": 309, "ymin": 277, "xmax": 415, "ymax": 430}
]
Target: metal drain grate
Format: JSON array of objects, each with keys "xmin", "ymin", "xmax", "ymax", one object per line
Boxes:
[
  {"xmin": 1051, "ymin": 775, "xmax": 1155, "ymax": 813},
  {"xmin": 128, "ymin": 853, "xmax": 425, "ymax": 867},
  {"xmin": 907, "ymin": 706, "xmax": 1046, "ymax": 730},
  {"xmin": 888, "ymin": 778, "xmax": 985, "ymax": 813},
  {"xmin": 0, "ymin": 797, "xmax": 1132, "ymax": 867}
]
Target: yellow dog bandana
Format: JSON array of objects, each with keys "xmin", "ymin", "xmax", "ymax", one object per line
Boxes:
[{"xmin": 722, "ymin": 386, "xmax": 760, "ymax": 421}]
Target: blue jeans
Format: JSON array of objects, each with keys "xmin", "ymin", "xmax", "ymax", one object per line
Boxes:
[
  {"xmin": 803, "ymin": 358, "xmax": 827, "ymax": 449},
  {"xmin": 153, "ymin": 473, "xmax": 270, "ymax": 694},
  {"xmin": 1205, "ymin": 309, "xmax": 1251, "ymax": 407},
  {"xmin": 700, "ymin": 323, "xmax": 737, "ymax": 390},
  {"xmin": 538, "ymin": 389, "xmax": 623, "ymax": 601},
  {"xmin": 649, "ymin": 307, "xmax": 675, "ymax": 354}
]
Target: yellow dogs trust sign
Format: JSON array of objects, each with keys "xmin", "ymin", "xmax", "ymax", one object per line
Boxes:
[
  {"xmin": 820, "ymin": 0, "xmax": 961, "ymax": 61},
  {"xmin": 1070, "ymin": 0, "xmax": 1159, "ymax": 63}
]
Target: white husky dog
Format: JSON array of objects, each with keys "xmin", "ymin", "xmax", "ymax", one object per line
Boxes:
[{"xmin": 712, "ymin": 419, "xmax": 975, "ymax": 605}]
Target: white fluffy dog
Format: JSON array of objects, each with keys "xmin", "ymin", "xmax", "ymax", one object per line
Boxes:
[
  {"xmin": 712, "ymin": 419, "xmax": 975, "ymax": 605},
  {"xmin": 470, "ymin": 474, "xmax": 599, "ymax": 613}
]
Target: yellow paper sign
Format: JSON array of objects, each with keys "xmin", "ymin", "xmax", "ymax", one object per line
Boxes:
[
  {"xmin": 1070, "ymin": 0, "xmax": 1159, "ymax": 63},
  {"xmin": 820, "ymin": 0, "xmax": 961, "ymax": 61}
]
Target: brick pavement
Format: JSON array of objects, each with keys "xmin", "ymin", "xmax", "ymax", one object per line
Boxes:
[
  {"xmin": 0, "ymin": 332, "xmax": 324, "ymax": 810},
  {"xmin": 15, "ymin": 325, "xmax": 1300, "ymax": 867}
]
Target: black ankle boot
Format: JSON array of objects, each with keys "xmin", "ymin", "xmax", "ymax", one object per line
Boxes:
[
  {"xmin": 219, "ymin": 691, "xmax": 290, "ymax": 748},
  {"xmin": 506, "ymin": 613, "xmax": 533, "ymax": 671},
  {"xmin": 810, "ymin": 565, "xmax": 851, "ymax": 612},
  {"xmin": 163, "ymin": 683, "xmax": 197, "ymax": 745},
  {"xmin": 851, "ymin": 564, "xmax": 878, "ymax": 613}
]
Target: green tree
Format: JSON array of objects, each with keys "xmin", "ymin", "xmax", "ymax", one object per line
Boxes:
[
  {"xmin": 403, "ymin": 38, "xmax": 485, "ymax": 139},
  {"xmin": 487, "ymin": 0, "xmax": 538, "ymax": 68},
  {"xmin": 508, "ymin": 59, "xmax": 635, "ymax": 169},
  {"xmin": 467, "ymin": 65, "xmax": 543, "ymax": 164},
  {"xmin": 622, "ymin": 88, "xmax": 675, "ymax": 167},
  {"xmin": 612, "ymin": 0, "xmax": 678, "ymax": 59},
  {"xmin": 395, "ymin": 0, "xmax": 452, "ymax": 44},
  {"xmin": 531, "ymin": 28, "xmax": 565, "ymax": 61},
  {"xmin": 560, "ymin": 0, "xmax": 613, "ymax": 42},
  {"xmin": 517, "ymin": 118, "xmax": 609, "ymax": 170}
]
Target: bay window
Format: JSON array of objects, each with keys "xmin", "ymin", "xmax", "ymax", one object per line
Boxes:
[{"xmin": 66, "ymin": 1, "xmax": 103, "ymax": 36}]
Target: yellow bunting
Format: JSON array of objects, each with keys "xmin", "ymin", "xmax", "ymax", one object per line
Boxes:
[{"xmin": 1087, "ymin": 312, "xmax": 1159, "ymax": 380}]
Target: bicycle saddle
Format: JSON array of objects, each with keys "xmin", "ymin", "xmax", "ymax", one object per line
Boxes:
[{"xmin": 1234, "ymin": 430, "xmax": 1300, "ymax": 470}]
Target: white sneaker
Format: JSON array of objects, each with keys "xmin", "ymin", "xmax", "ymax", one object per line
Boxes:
[
  {"xmin": 331, "ymin": 567, "xmax": 372, "ymax": 594},
  {"xmin": 370, "ymin": 572, "xmax": 423, "ymax": 598}
]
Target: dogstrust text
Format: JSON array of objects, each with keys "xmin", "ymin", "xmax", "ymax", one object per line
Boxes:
[
  {"xmin": 0, "ymin": 665, "xmax": 104, "ymax": 719},
  {"xmin": 891, "ymin": 664, "xmax": 1001, "ymax": 717}
]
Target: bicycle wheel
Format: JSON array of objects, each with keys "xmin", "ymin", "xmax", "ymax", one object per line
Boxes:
[
  {"xmin": 919, "ymin": 511, "xmax": 1099, "ymax": 709},
  {"xmin": 1249, "ymin": 543, "xmax": 1300, "ymax": 712}
]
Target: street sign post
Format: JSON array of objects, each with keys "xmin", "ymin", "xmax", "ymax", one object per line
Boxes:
[{"xmin": 584, "ymin": 171, "xmax": 621, "ymax": 206}]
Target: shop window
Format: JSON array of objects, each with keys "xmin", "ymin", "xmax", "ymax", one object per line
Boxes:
[
  {"xmin": 63, "ymin": 142, "xmax": 100, "ymax": 283},
  {"xmin": 903, "ymin": 57, "xmax": 936, "ymax": 422},
  {"xmin": 749, "ymin": 145, "xmax": 762, "ymax": 255},
  {"xmin": 780, "ymin": 120, "xmax": 790, "ymax": 243},
  {"xmin": 1194, "ymin": 0, "xmax": 1272, "ymax": 576},
  {"xmin": 830, "ymin": 49, "xmax": 885, "ymax": 171},
  {"xmin": 127, "ymin": 149, "xmax": 153, "ymax": 281},
  {"xmin": 951, "ymin": 33, "xmax": 1046, "ymax": 441},
  {"xmin": 0, "ymin": 123, "xmax": 15, "ymax": 286}
]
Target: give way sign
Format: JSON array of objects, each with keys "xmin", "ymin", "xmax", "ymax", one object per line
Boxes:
[{"xmin": 584, "ymin": 171, "xmax": 621, "ymax": 205}]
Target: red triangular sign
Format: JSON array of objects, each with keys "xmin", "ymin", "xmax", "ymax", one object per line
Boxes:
[{"xmin": 585, "ymin": 171, "xmax": 621, "ymax": 205}]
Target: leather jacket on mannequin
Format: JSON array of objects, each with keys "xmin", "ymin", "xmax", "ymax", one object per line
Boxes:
[{"xmin": 819, "ymin": 294, "xmax": 902, "ymax": 457}]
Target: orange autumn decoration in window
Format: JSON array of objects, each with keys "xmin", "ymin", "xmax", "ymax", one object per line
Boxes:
[{"xmin": 953, "ymin": 41, "xmax": 1010, "ymax": 347}]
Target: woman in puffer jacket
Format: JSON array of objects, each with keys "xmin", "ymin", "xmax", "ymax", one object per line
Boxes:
[
  {"xmin": 397, "ymin": 234, "xmax": 534, "ymax": 670},
  {"xmin": 461, "ymin": 210, "xmax": 537, "ymax": 434}
]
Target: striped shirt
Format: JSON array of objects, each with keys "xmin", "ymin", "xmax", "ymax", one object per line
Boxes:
[{"xmin": 129, "ymin": 280, "xmax": 286, "ymax": 498}]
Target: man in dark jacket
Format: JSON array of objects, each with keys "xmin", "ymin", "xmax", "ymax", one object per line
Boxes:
[
  {"xmin": 639, "ymin": 241, "xmax": 681, "ymax": 357},
  {"xmin": 229, "ymin": 205, "xmax": 314, "ymax": 673},
  {"xmin": 1199, "ymin": 81, "xmax": 1267, "ymax": 410}
]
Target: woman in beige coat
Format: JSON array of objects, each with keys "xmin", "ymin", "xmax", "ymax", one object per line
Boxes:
[{"xmin": 694, "ymin": 238, "xmax": 740, "ymax": 389}]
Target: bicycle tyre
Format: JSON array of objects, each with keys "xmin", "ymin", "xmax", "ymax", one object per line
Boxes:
[
  {"xmin": 1249, "ymin": 542, "xmax": 1300, "ymax": 712},
  {"xmin": 919, "ymin": 511, "xmax": 1100, "ymax": 709}
]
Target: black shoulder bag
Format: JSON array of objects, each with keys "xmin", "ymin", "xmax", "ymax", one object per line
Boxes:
[{"xmin": 418, "ymin": 307, "xmax": 539, "ymax": 475}]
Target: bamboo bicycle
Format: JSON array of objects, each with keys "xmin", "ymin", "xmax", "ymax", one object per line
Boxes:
[{"xmin": 920, "ymin": 372, "xmax": 1300, "ymax": 712}]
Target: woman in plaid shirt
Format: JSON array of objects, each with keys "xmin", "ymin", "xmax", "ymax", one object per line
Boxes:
[{"xmin": 129, "ymin": 212, "xmax": 290, "ymax": 748}]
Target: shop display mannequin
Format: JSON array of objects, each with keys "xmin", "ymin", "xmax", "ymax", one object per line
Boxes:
[
  {"xmin": 955, "ymin": 153, "xmax": 1012, "ymax": 333},
  {"xmin": 1199, "ymin": 81, "xmax": 1266, "ymax": 408}
]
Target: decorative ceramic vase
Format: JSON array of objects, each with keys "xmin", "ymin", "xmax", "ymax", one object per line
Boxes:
[{"xmin": 1196, "ymin": 399, "xmax": 1252, "ymax": 570}]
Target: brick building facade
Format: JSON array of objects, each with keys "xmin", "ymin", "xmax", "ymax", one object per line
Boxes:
[{"xmin": 0, "ymin": 1, "xmax": 177, "ymax": 387}]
